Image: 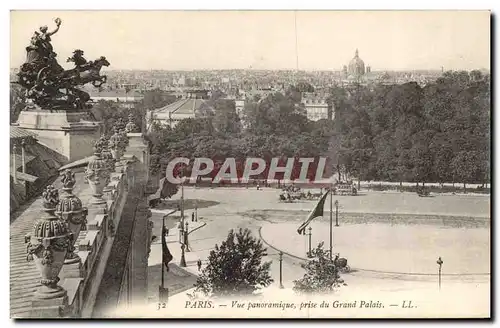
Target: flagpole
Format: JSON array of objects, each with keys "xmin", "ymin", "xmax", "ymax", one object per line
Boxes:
[
  {"xmin": 161, "ymin": 215, "xmax": 165, "ymax": 288},
  {"xmin": 330, "ymin": 183, "xmax": 333, "ymax": 260},
  {"xmin": 159, "ymin": 209, "xmax": 177, "ymax": 303}
]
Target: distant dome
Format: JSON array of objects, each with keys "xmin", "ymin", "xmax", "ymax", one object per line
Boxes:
[{"xmin": 348, "ymin": 49, "xmax": 365, "ymax": 76}]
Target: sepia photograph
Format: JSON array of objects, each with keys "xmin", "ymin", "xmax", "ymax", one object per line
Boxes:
[{"xmin": 8, "ymin": 9, "xmax": 491, "ymax": 319}]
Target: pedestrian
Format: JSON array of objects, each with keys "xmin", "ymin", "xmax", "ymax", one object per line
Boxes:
[
  {"xmin": 192, "ymin": 212, "xmax": 195, "ymax": 222},
  {"xmin": 197, "ymin": 259, "xmax": 202, "ymax": 271}
]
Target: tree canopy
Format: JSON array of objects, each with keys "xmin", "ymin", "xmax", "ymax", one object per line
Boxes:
[{"xmin": 193, "ymin": 228, "xmax": 273, "ymax": 297}]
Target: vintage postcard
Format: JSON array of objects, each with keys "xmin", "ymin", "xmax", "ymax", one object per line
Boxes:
[{"xmin": 9, "ymin": 10, "xmax": 490, "ymax": 319}]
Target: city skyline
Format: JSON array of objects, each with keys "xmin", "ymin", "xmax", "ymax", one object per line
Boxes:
[{"xmin": 11, "ymin": 11, "xmax": 490, "ymax": 71}]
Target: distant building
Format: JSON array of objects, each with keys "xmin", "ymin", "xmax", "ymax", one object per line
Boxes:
[
  {"xmin": 146, "ymin": 90, "xmax": 214, "ymax": 129},
  {"xmin": 235, "ymin": 99, "xmax": 245, "ymax": 117},
  {"xmin": 347, "ymin": 49, "xmax": 366, "ymax": 77},
  {"xmin": 90, "ymin": 89, "xmax": 144, "ymax": 109},
  {"xmin": 301, "ymin": 95, "xmax": 331, "ymax": 121}
]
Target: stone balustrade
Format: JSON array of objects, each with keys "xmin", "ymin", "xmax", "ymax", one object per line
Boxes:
[{"xmin": 26, "ymin": 129, "xmax": 155, "ymax": 318}]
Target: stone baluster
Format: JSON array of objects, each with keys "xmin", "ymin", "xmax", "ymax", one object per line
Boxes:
[
  {"xmin": 98, "ymin": 135, "xmax": 116, "ymax": 201},
  {"xmin": 25, "ymin": 185, "xmax": 72, "ymax": 317},
  {"xmin": 108, "ymin": 127, "xmax": 125, "ymax": 162}
]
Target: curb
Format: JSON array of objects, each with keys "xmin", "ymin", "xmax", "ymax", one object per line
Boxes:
[
  {"xmin": 257, "ymin": 225, "xmax": 490, "ymax": 277},
  {"xmin": 258, "ymin": 226, "xmax": 308, "ymax": 262},
  {"xmin": 188, "ymin": 222, "xmax": 207, "ymax": 235}
]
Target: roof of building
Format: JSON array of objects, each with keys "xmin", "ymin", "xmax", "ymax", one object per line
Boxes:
[
  {"xmin": 10, "ymin": 154, "xmax": 37, "ymax": 170},
  {"xmin": 58, "ymin": 156, "xmax": 93, "ymax": 171},
  {"xmin": 11, "ymin": 171, "xmax": 38, "ymax": 182},
  {"xmin": 153, "ymin": 98, "xmax": 214, "ymax": 116},
  {"xmin": 10, "ymin": 127, "xmax": 37, "ymax": 140}
]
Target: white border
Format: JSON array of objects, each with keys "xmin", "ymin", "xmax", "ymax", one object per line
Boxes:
[{"xmin": 2, "ymin": 1, "xmax": 497, "ymax": 327}]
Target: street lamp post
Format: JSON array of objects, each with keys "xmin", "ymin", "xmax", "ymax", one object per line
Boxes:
[
  {"xmin": 159, "ymin": 209, "xmax": 177, "ymax": 303},
  {"xmin": 180, "ymin": 174, "xmax": 185, "ymax": 223},
  {"xmin": 307, "ymin": 227, "xmax": 313, "ymax": 258},
  {"xmin": 184, "ymin": 221, "xmax": 190, "ymax": 252},
  {"xmin": 279, "ymin": 252, "xmax": 284, "ymax": 289},
  {"xmin": 335, "ymin": 200, "xmax": 339, "ymax": 227},
  {"xmin": 329, "ymin": 184, "xmax": 333, "ymax": 260},
  {"xmin": 178, "ymin": 221, "xmax": 183, "ymax": 243},
  {"xmin": 195, "ymin": 201, "xmax": 198, "ymax": 222},
  {"xmin": 437, "ymin": 257, "xmax": 443, "ymax": 290},
  {"xmin": 180, "ymin": 244, "xmax": 187, "ymax": 267}
]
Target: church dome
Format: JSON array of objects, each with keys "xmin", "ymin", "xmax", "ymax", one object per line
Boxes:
[{"xmin": 348, "ymin": 49, "xmax": 365, "ymax": 76}]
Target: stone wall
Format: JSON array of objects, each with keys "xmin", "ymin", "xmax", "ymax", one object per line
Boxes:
[{"xmin": 32, "ymin": 131, "xmax": 156, "ymax": 318}]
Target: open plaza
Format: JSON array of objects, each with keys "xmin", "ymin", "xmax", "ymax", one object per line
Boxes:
[{"xmin": 147, "ymin": 186, "xmax": 490, "ymax": 309}]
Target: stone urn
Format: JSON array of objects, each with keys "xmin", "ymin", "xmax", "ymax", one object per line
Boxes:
[
  {"xmin": 119, "ymin": 128, "xmax": 129, "ymax": 148},
  {"xmin": 108, "ymin": 129, "xmax": 125, "ymax": 161},
  {"xmin": 55, "ymin": 169, "xmax": 88, "ymax": 264},
  {"xmin": 26, "ymin": 185, "xmax": 72, "ymax": 300},
  {"xmin": 125, "ymin": 113, "xmax": 140, "ymax": 133},
  {"xmin": 85, "ymin": 143, "xmax": 111, "ymax": 206}
]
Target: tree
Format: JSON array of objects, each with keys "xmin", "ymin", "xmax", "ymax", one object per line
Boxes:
[
  {"xmin": 293, "ymin": 242, "xmax": 344, "ymax": 294},
  {"xmin": 91, "ymin": 100, "xmax": 129, "ymax": 135},
  {"xmin": 212, "ymin": 99, "xmax": 241, "ymax": 135},
  {"xmin": 142, "ymin": 89, "xmax": 177, "ymax": 110},
  {"xmin": 193, "ymin": 228, "xmax": 273, "ymax": 297},
  {"xmin": 160, "ymin": 179, "xmax": 179, "ymax": 199},
  {"xmin": 451, "ymin": 150, "xmax": 484, "ymax": 192}
]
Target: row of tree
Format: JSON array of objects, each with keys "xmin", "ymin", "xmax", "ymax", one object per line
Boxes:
[
  {"xmin": 10, "ymin": 69, "xmax": 488, "ymax": 187},
  {"xmin": 190, "ymin": 228, "xmax": 342, "ymax": 297},
  {"xmin": 147, "ymin": 70, "xmax": 490, "ymax": 186},
  {"xmin": 330, "ymin": 70, "xmax": 490, "ymax": 186}
]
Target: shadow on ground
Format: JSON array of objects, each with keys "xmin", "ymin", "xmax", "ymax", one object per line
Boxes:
[
  {"xmin": 147, "ymin": 263, "xmax": 198, "ymax": 303},
  {"xmin": 154, "ymin": 199, "xmax": 220, "ymax": 211},
  {"xmin": 241, "ymin": 209, "xmax": 490, "ymax": 228}
]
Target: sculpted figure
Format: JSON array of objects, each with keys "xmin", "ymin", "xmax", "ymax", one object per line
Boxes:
[
  {"xmin": 38, "ymin": 18, "xmax": 61, "ymax": 56},
  {"xmin": 15, "ymin": 17, "xmax": 110, "ymax": 110}
]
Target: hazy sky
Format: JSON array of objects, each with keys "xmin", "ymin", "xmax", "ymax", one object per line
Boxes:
[{"xmin": 10, "ymin": 11, "xmax": 490, "ymax": 71}]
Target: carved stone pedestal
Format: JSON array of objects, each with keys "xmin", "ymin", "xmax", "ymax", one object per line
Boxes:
[
  {"xmin": 31, "ymin": 293, "xmax": 69, "ymax": 318},
  {"xmin": 15, "ymin": 110, "xmax": 101, "ymax": 162}
]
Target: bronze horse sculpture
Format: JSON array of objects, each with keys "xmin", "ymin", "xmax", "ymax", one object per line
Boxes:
[
  {"xmin": 15, "ymin": 18, "xmax": 110, "ymax": 110},
  {"xmin": 37, "ymin": 55, "xmax": 110, "ymax": 88}
]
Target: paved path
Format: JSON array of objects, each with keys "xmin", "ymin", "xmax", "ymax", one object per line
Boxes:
[
  {"xmin": 259, "ymin": 222, "xmax": 490, "ymax": 276},
  {"xmin": 176, "ymin": 187, "xmax": 490, "ymax": 218}
]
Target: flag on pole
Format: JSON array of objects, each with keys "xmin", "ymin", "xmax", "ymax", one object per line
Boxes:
[
  {"xmin": 297, "ymin": 190, "xmax": 330, "ymax": 235},
  {"xmin": 162, "ymin": 224, "xmax": 173, "ymax": 272}
]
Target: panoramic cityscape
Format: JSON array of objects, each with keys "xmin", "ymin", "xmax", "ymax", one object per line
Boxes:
[{"xmin": 9, "ymin": 11, "xmax": 490, "ymax": 319}]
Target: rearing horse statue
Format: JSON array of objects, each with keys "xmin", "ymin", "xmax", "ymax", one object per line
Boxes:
[{"xmin": 15, "ymin": 17, "xmax": 111, "ymax": 110}]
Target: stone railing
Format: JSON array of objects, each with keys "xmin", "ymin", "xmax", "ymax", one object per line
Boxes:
[{"xmin": 25, "ymin": 129, "xmax": 156, "ymax": 318}]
